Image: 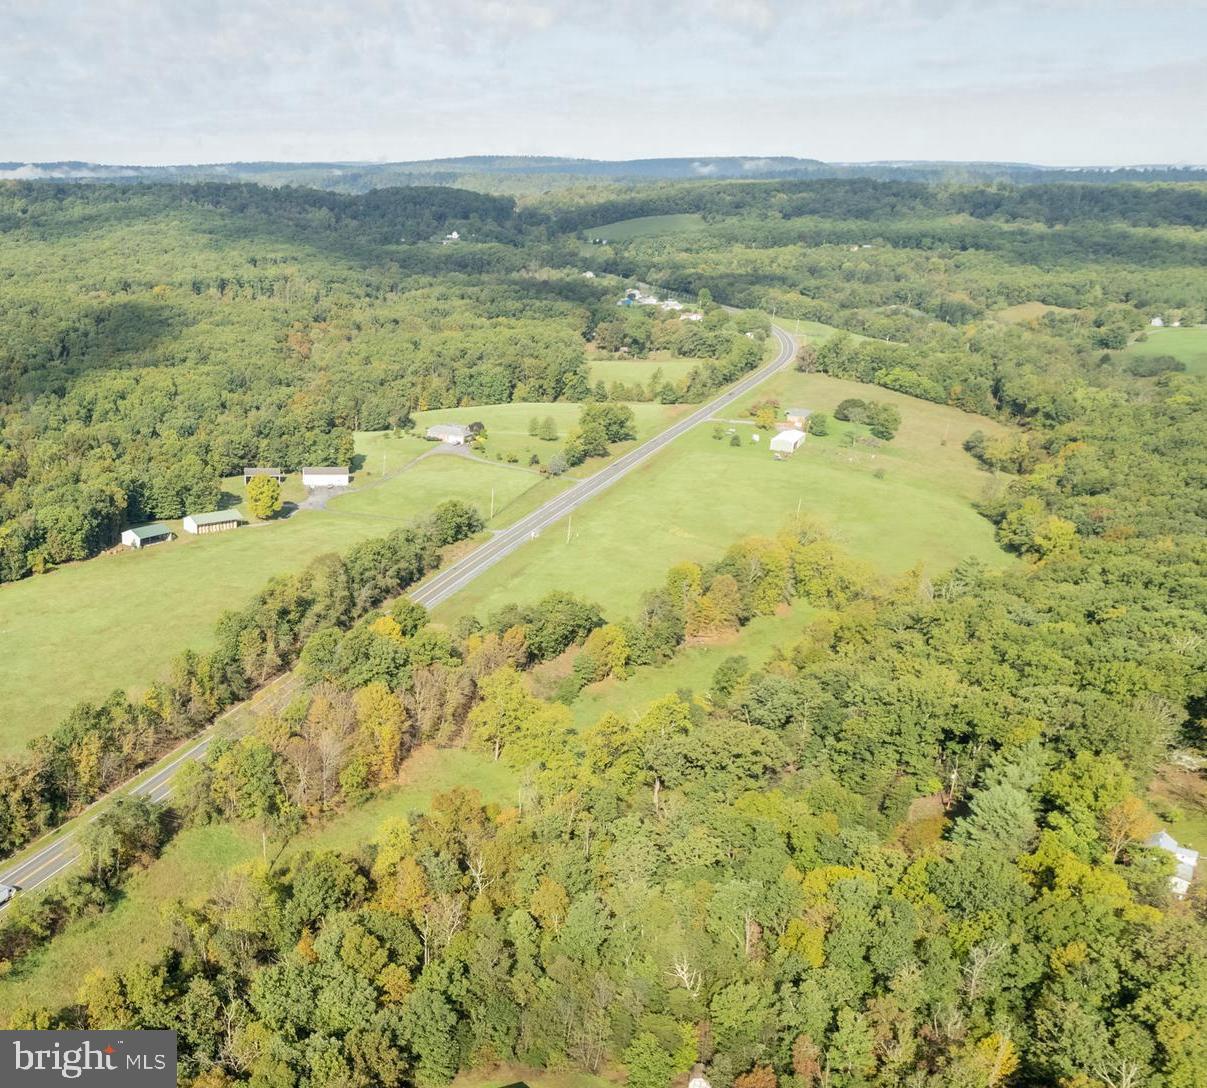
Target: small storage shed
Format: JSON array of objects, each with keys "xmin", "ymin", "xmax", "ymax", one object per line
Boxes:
[
  {"xmin": 770, "ymin": 428, "xmax": 807, "ymax": 455},
  {"xmin": 302, "ymin": 467, "xmax": 351, "ymax": 487},
  {"xmin": 121, "ymin": 523, "xmax": 173, "ymax": 549},
  {"xmin": 183, "ymin": 509, "xmax": 246, "ymax": 535},
  {"xmin": 243, "ymin": 467, "xmax": 285, "ymax": 484}
]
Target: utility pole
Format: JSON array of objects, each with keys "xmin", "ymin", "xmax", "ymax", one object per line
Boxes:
[
  {"xmin": 566, "ymin": 512, "xmax": 573, "ymax": 544},
  {"xmin": 490, "ymin": 487, "xmax": 495, "ymax": 519}
]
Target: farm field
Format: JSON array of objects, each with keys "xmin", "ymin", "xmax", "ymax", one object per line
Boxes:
[
  {"xmin": 1122, "ymin": 325, "xmax": 1207, "ymax": 375},
  {"xmin": 585, "ymin": 213, "xmax": 707, "ymax": 240},
  {"xmin": 0, "ymin": 450, "xmax": 541, "ymax": 755},
  {"xmin": 433, "ymin": 374, "xmax": 1014, "ymax": 626},
  {"xmin": 0, "ymin": 747, "xmax": 515, "ymax": 1019},
  {"xmin": 0, "ymin": 395, "xmax": 695, "ymax": 755}
]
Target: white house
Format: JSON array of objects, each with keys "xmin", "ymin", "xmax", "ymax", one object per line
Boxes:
[
  {"xmin": 770, "ymin": 428, "xmax": 807, "ymax": 455},
  {"xmin": 302, "ymin": 467, "xmax": 350, "ymax": 488},
  {"xmin": 581, "ymin": 271, "xmax": 596, "ymax": 278},
  {"xmin": 1146, "ymin": 830, "xmax": 1199, "ymax": 898},
  {"xmin": 680, "ymin": 312, "xmax": 704, "ymax": 322},
  {"xmin": 426, "ymin": 423, "xmax": 474, "ymax": 445},
  {"xmin": 1151, "ymin": 316, "xmax": 1165, "ymax": 327},
  {"xmin": 183, "ymin": 509, "xmax": 246, "ymax": 535},
  {"xmin": 442, "ymin": 230, "xmax": 460, "ymax": 245},
  {"xmin": 121, "ymin": 523, "xmax": 173, "ymax": 549}
]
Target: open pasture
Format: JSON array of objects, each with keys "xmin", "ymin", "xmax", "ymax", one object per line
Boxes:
[
  {"xmin": 585, "ymin": 213, "xmax": 707, "ymax": 241},
  {"xmin": 0, "ymin": 451, "xmax": 541, "ymax": 755},
  {"xmin": 1122, "ymin": 325, "xmax": 1207, "ymax": 376},
  {"xmin": 433, "ymin": 377, "xmax": 1013, "ymax": 626}
]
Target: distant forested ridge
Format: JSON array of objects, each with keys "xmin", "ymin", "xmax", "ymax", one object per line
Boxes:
[{"xmin": 5, "ymin": 156, "xmax": 1207, "ymax": 193}]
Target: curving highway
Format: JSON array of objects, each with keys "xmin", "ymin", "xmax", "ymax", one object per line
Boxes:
[{"xmin": 0, "ymin": 323, "xmax": 796, "ymax": 909}]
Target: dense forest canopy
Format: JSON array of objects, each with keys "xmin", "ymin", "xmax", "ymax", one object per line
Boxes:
[{"xmin": 1, "ymin": 174, "xmax": 1206, "ymax": 1088}]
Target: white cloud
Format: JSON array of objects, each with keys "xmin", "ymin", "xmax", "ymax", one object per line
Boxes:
[{"xmin": 0, "ymin": 0, "xmax": 1203, "ymax": 163}]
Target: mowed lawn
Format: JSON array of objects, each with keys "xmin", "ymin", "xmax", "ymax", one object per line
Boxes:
[
  {"xmin": 588, "ymin": 353, "xmax": 703, "ymax": 387},
  {"xmin": 0, "ymin": 452, "xmax": 542, "ymax": 756},
  {"xmin": 1122, "ymin": 325, "xmax": 1207, "ymax": 376},
  {"xmin": 0, "ymin": 748, "xmax": 515, "ymax": 1020},
  {"xmin": 434, "ymin": 375, "xmax": 1013, "ymax": 625},
  {"xmin": 585, "ymin": 213, "xmax": 707, "ymax": 241}
]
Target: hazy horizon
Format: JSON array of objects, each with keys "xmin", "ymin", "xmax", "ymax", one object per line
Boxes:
[{"xmin": 4, "ymin": 1, "xmax": 1206, "ymax": 167}]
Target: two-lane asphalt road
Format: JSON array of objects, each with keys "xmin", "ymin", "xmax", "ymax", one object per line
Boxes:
[
  {"xmin": 0, "ymin": 323, "xmax": 796, "ymax": 908},
  {"xmin": 0, "ymin": 672, "xmax": 301, "ymax": 909}
]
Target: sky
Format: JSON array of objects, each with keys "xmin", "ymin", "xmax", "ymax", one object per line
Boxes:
[{"xmin": 2, "ymin": 0, "xmax": 1205, "ymax": 167}]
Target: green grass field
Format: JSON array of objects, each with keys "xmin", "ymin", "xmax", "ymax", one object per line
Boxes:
[
  {"xmin": 588, "ymin": 353, "xmax": 703, "ymax": 388},
  {"xmin": 1122, "ymin": 325, "xmax": 1207, "ymax": 376},
  {"xmin": 571, "ymin": 605, "xmax": 812, "ymax": 729},
  {"xmin": 0, "ymin": 450, "xmax": 542, "ymax": 755},
  {"xmin": 585, "ymin": 213, "xmax": 707, "ymax": 241},
  {"xmin": 0, "ymin": 748, "xmax": 515, "ymax": 1020},
  {"xmin": 433, "ymin": 373, "xmax": 1013, "ymax": 626},
  {"xmin": 0, "ymin": 396, "xmax": 693, "ymax": 755}
]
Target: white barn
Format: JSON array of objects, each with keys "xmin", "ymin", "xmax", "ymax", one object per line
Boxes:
[
  {"xmin": 121, "ymin": 523, "xmax": 173, "ymax": 549},
  {"xmin": 770, "ymin": 428, "xmax": 807, "ymax": 455},
  {"xmin": 302, "ymin": 467, "xmax": 350, "ymax": 488}
]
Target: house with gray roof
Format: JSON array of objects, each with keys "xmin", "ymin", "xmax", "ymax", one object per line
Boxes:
[
  {"xmin": 1146, "ymin": 829, "xmax": 1199, "ymax": 898},
  {"xmin": 426, "ymin": 423, "xmax": 474, "ymax": 445}
]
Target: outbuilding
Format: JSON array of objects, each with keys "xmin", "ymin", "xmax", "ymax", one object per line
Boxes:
[
  {"xmin": 426, "ymin": 423, "xmax": 474, "ymax": 445},
  {"xmin": 121, "ymin": 523, "xmax": 173, "ymax": 549},
  {"xmin": 242, "ymin": 466, "xmax": 285, "ymax": 484},
  {"xmin": 302, "ymin": 467, "xmax": 350, "ymax": 488},
  {"xmin": 770, "ymin": 428, "xmax": 807, "ymax": 455},
  {"xmin": 1146, "ymin": 829, "xmax": 1199, "ymax": 898},
  {"xmin": 183, "ymin": 509, "xmax": 246, "ymax": 535},
  {"xmin": 786, "ymin": 407, "xmax": 813, "ymax": 429}
]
